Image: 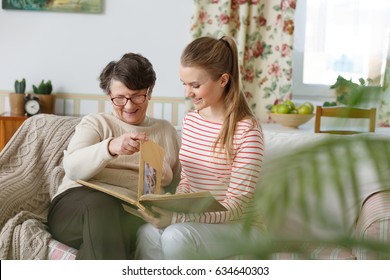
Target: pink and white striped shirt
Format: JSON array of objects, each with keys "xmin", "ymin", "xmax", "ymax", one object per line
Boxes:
[{"xmin": 172, "ymin": 111, "xmax": 264, "ymax": 227}]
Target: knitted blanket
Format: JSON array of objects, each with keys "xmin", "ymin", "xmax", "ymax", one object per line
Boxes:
[{"xmin": 0, "ymin": 114, "xmax": 80, "ymax": 259}]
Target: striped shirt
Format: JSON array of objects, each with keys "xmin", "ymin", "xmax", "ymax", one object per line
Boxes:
[{"xmin": 172, "ymin": 111, "xmax": 265, "ymax": 227}]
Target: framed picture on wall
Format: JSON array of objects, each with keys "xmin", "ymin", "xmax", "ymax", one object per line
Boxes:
[{"xmin": 2, "ymin": 0, "xmax": 103, "ymax": 14}]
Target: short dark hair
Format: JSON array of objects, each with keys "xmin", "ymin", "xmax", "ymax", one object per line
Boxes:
[{"xmin": 99, "ymin": 53, "xmax": 156, "ymax": 94}]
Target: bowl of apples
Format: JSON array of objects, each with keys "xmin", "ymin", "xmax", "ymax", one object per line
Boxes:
[{"xmin": 269, "ymin": 100, "xmax": 315, "ymax": 128}]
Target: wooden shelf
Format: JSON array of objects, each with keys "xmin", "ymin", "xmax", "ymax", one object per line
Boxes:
[{"xmin": 0, "ymin": 112, "xmax": 28, "ymax": 151}]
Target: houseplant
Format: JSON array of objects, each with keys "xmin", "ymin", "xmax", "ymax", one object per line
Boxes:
[
  {"xmin": 32, "ymin": 80, "xmax": 55, "ymax": 114},
  {"xmin": 330, "ymin": 75, "xmax": 381, "ymax": 108},
  {"xmin": 9, "ymin": 78, "xmax": 26, "ymax": 115}
]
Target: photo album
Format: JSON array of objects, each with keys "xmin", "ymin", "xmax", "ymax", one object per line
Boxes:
[{"xmin": 77, "ymin": 140, "xmax": 226, "ymax": 219}]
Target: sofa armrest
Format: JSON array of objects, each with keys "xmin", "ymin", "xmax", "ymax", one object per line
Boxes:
[{"xmin": 353, "ymin": 190, "xmax": 390, "ymax": 259}]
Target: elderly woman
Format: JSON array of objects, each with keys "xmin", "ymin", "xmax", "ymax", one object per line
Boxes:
[{"xmin": 47, "ymin": 53, "xmax": 181, "ymax": 260}]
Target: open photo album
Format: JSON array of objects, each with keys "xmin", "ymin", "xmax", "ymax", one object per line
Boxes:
[{"xmin": 77, "ymin": 140, "xmax": 226, "ymax": 219}]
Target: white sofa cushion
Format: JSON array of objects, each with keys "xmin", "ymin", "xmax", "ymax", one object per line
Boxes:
[{"xmin": 260, "ymin": 127, "xmax": 390, "ymax": 240}]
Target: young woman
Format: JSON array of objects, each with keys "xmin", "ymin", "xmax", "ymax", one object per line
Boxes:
[
  {"xmin": 47, "ymin": 53, "xmax": 181, "ymax": 259},
  {"xmin": 136, "ymin": 36, "xmax": 265, "ymax": 259}
]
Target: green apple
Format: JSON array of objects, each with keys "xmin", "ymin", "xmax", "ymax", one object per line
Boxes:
[
  {"xmin": 297, "ymin": 104, "xmax": 312, "ymax": 114},
  {"xmin": 276, "ymin": 104, "xmax": 290, "ymax": 114},
  {"xmin": 284, "ymin": 99, "xmax": 296, "ymax": 111},
  {"xmin": 303, "ymin": 102, "xmax": 314, "ymax": 112}
]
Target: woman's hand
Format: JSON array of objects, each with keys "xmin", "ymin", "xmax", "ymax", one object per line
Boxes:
[
  {"xmin": 108, "ymin": 132, "xmax": 148, "ymax": 156},
  {"xmin": 139, "ymin": 207, "xmax": 173, "ymax": 229}
]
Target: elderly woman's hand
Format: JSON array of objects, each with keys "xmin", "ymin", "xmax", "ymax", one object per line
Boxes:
[{"xmin": 108, "ymin": 132, "xmax": 148, "ymax": 156}]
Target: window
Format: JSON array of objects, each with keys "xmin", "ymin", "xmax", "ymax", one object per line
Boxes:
[{"xmin": 293, "ymin": 0, "xmax": 390, "ymax": 101}]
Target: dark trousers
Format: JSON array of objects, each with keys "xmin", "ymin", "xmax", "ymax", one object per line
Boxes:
[{"xmin": 47, "ymin": 187, "xmax": 145, "ymax": 260}]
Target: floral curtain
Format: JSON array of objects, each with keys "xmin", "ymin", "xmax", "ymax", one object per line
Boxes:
[
  {"xmin": 191, "ymin": 0, "xmax": 297, "ymax": 122},
  {"xmin": 378, "ymin": 60, "xmax": 390, "ymax": 127}
]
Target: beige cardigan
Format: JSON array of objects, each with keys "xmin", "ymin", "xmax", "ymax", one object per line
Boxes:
[{"xmin": 55, "ymin": 112, "xmax": 180, "ymax": 199}]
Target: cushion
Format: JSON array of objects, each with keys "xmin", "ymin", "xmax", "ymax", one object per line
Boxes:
[
  {"xmin": 47, "ymin": 239, "xmax": 77, "ymax": 260},
  {"xmin": 272, "ymin": 244, "xmax": 355, "ymax": 260},
  {"xmin": 354, "ymin": 191, "xmax": 390, "ymax": 259}
]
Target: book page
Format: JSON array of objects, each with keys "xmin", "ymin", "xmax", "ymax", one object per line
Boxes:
[
  {"xmin": 138, "ymin": 140, "xmax": 164, "ymax": 199},
  {"xmin": 76, "ymin": 179, "xmax": 138, "ymax": 205},
  {"xmin": 139, "ymin": 191, "xmax": 227, "ymax": 213},
  {"xmin": 77, "ymin": 181, "xmax": 227, "ymax": 214}
]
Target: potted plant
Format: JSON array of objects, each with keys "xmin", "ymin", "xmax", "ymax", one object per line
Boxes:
[
  {"xmin": 330, "ymin": 75, "xmax": 382, "ymax": 107},
  {"xmin": 9, "ymin": 78, "xmax": 26, "ymax": 115},
  {"xmin": 32, "ymin": 80, "xmax": 55, "ymax": 114}
]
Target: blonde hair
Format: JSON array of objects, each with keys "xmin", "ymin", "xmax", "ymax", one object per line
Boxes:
[{"xmin": 181, "ymin": 36, "xmax": 256, "ymax": 163}]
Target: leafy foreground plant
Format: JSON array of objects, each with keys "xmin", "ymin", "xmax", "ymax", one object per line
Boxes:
[{"xmin": 239, "ymin": 135, "xmax": 390, "ymax": 259}]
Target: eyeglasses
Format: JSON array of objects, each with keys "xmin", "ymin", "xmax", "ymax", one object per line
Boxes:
[
  {"xmin": 110, "ymin": 88, "xmax": 150, "ymax": 106},
  {"xmin": 111, "ymin": 94, "xmax": 148, "ymax": 106}
]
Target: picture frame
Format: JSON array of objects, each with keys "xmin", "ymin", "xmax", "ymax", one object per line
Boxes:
[{"xmin": 2, "ymin": 0, "xmax": 103, "ymax": 14}]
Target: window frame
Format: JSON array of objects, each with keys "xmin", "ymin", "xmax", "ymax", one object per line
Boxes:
[{"xmin": 292, "ymin": 0, "xmax": 389, "ymax": 103}]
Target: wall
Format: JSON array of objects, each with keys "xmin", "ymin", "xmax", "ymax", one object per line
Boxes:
[{"xmin": 0, "ymin": 0, "xmax": 193, "ymax": 98}]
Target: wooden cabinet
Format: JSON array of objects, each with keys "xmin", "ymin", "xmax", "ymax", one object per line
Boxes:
[{"xmin": 0, "ymin": 113, "xmax": 28, "ymax": 151}]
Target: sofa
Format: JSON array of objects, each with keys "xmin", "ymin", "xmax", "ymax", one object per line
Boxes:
[
  {"xmin": 0, "ymin": 114, "xmax": 390, "ymax": 259},
  {"xmin": 259, "ymin": 125, "xmax": 390, "ymax": 259}
]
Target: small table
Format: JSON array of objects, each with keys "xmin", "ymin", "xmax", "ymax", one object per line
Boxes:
[
  {"xmin": 0, "ymin": 112, "xmax": 28, "ymax": 151},
  {"xmin": 263, "ymin": 117, "xmax": 390, "ymax": 136}
]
